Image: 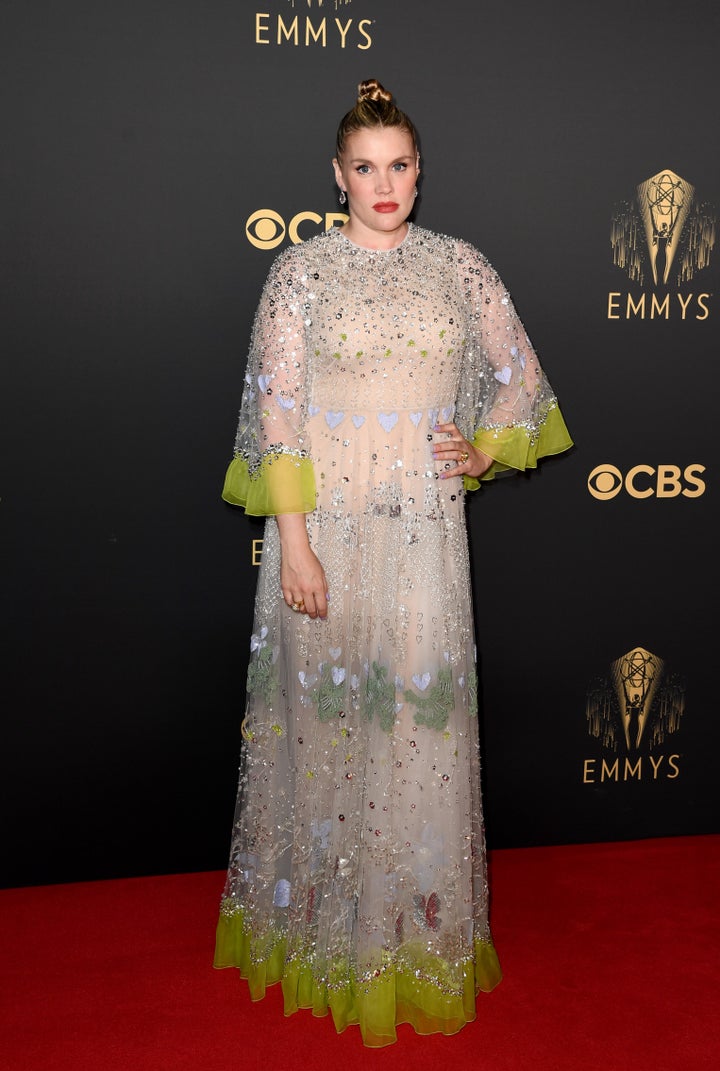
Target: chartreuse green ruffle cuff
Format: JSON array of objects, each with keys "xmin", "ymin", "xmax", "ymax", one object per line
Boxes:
[
  {"xmin": 214, "ymin": 909, "xmax": 502, "ymax": 1047},
  {"xmin": 464, "ymin": 404, "xmax": 573, "ymax": 489},
  {"xmin": 222, "ymin": 453, "xmax": 316, "ymax": 515}
]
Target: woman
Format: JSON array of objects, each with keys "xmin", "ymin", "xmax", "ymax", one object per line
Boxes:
[{"xmin": 214, "ymin": 79, "xmax": 572, "ymax": 1047}]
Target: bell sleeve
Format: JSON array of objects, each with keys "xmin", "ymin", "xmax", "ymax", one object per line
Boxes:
[
  {"xmin": 221, "ymin": 249, "xmax": 316, "ymax": 515},
  {"xmin": 454, "ymin": 240, "xmax": 572, "ymax": 488}
]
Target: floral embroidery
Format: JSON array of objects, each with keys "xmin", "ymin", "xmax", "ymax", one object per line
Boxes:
[
  {"xmin": 246, "ymin": 641, "xmax": 278, "ymax": 706},
  {"xmin": 365, "ymin": 661, "xmax": 397, "ymax": 732},
  {"xmin": 404, "ymin": 667, "xmax": 454, "ymax": 730},
  {"xmin": 313, "ymin": 664, "xmax": 347, "ymax": 722},
  {"xmin": 468, "ymin": 667, "xmax": 478, "ymax": 717}
]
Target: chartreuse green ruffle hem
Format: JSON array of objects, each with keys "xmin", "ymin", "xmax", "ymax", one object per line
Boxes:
[
  {"xmin": 221, "ymin": 406, "xmax": 572, "ymax": 514},
  {"xmin": 214, "ymin": 909, "xmax": 502, "ymax": 1047},
  {"xmin": 464, "ymin": 404, "xmax": 573, "ymax": 487}
]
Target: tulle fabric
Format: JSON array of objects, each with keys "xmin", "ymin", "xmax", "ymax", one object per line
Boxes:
[
  {"xmin": 215, "ymin": 908, "xmax": 501, "ymax": 1047},
  {"xmin": 215, "ymin": 225, "xmax": 571, "ymax": 1046},
  {"xmin": 222, "ymin": 454, "xmax": 316, "ymax": 514},
  {"xmin": 467, "ymin": 404, "xmax": 572, "ymax": 487}
]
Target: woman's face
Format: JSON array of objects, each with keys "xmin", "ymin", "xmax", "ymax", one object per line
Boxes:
[{"xmin": 333, "ymin": 126, "xmax": 419, "ymax": 248}]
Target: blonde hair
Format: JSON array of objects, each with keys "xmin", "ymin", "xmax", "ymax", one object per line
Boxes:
[{"xmin": 335, "ymin": 78, "xmax": 418, "ymax": 159}]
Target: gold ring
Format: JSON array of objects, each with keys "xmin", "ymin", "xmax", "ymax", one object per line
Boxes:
[
  {"xmin": 459, "ymin": 450, "xmax": 469, "ymax": 464},
  {"xmin": 291, "ymin": 601, "xmax": 304, "ymax": 613}
]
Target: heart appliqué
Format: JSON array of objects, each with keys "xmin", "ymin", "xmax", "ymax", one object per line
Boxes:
[
  {"xmin": 494, "ymin": 366, "xmax": 512, "ymax": 385},
  {"xmin": 308, "ymin": 404, "xmax": 321, "ymax": 417},
  {"xmin": 277, "ymin": 394, "xmax": 295, "ymax": 410},
  {"xmin": 412, "ymin": 672, "xmax": 432, "ymax": 691},
  {"xmin": 273, "ymin": 879, "xmax": 291, "ymax": 908},
  {"xmin": 258, "ymin": 374, "xmax": 273, "ymax": 393},
  {"xmin": 325, "ymin": 411, "xmax": 345, "ymax": 429},
  {"xmin": 329, "ymin": 646, "xmax": 342, "ymax": 660},
  {"xmin": 409, "ymin": 411, "xmax": 423, "ymax": 427},
  {"xmin": 250, "ymin": 625, "xmax": 269, "ymax": 652},
  {"xmin": 331, "ymin": 666, "xmax": 346, "ymax": 686},
  {"xmin": 510, "ymin": 345, "xmax": 526, "ymax": 370},
  {"xmin": 378, "ymin": 412, "xmax": 399, "ymax": 433},
  {"xmin": 351, "ymin": 414, "xmax": 366, "ymax": 428}
]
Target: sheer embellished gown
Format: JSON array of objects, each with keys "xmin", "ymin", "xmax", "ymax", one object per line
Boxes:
[{"xmin": 214, "ymin": 224, "xmax": 572, "ymax": 1046}]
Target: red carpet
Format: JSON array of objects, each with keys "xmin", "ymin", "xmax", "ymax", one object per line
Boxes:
[{"xmin": 1, "ymin": 836, "xmax": 718, "ymax": 1071}]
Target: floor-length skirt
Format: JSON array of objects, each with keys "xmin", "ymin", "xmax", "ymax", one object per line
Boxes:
[{"xmin": 215, "ymin": 432, "xmax": 502, "ymax": 1046}]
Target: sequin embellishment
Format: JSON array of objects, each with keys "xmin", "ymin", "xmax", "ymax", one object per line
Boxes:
[{"xmin": 216, "ymin": 224, "xmax": 570, "ymax": 1045}]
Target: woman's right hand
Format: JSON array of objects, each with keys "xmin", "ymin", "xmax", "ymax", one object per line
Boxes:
[{"xmin": 277, "ymin": 514, "xmax": 329, "ymax": 620}]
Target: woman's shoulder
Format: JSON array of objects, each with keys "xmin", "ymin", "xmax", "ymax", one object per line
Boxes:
[
  {"xmin": 265, "ymin": 228, "xmax": 340, "ymax": 277},
  {"xmin": 411, "ymin": 225, "xmax": 493, "ymax": 269}
]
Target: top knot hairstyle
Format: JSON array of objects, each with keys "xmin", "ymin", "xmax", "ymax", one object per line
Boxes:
[{"xmin": 335, "ymin": 78, "xmax": 419, "ymax": 160}]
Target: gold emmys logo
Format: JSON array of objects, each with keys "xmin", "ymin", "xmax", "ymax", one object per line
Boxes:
[
  {"xmin": 583, "ymin": 647, "xmax": 685, "ymax": 784},
  {"xmin": 609, "ymin": 168, "xmax": 715, "ymax": 320},
  {"xmin": 587, "ymin": 464, "xmax": 706, "ymax": 500},
  {"xmin": 246, "ymin": 208, "xmax": 348, "ymax": 249},
  {"xmin": 255, "ymin": 1, "xmax": 373, "ymax": 50}
]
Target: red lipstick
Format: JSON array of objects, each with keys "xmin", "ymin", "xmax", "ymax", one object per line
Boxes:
[{"xmin": 373, "ymin": 202, "xmax": 399, "ymax": 213}]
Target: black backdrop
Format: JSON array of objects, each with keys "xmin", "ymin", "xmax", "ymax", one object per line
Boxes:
[{"xmin": 2, "ymin": 0, "xmax": 718, "ymax": 888}]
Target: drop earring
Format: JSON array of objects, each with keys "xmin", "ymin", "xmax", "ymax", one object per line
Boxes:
[{"xmin": 338, "ymin": 189, "xmax": 347, "ymax": 205}]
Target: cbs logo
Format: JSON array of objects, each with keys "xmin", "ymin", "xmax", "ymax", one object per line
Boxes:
[
  {"xmin": 588, "ymin": 464, "xmax": 706, "ymax": 500},
  {"xmin": 246, "ymin": 210, "xmax": 349, "ymax": 250}
]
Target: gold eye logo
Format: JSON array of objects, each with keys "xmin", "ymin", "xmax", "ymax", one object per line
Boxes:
[
  {"xmin": 245, "ymin": 209, "xmax": 286, "ymax": 250},
  {"xmin": 587, "ymin": 465, "xmax": 623, "ymax": 500}
]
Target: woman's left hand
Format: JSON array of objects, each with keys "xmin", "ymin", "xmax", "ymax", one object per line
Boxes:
[{"xmin": 432, "ymin": 422, "xmax": 494, "ymax": 480}]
